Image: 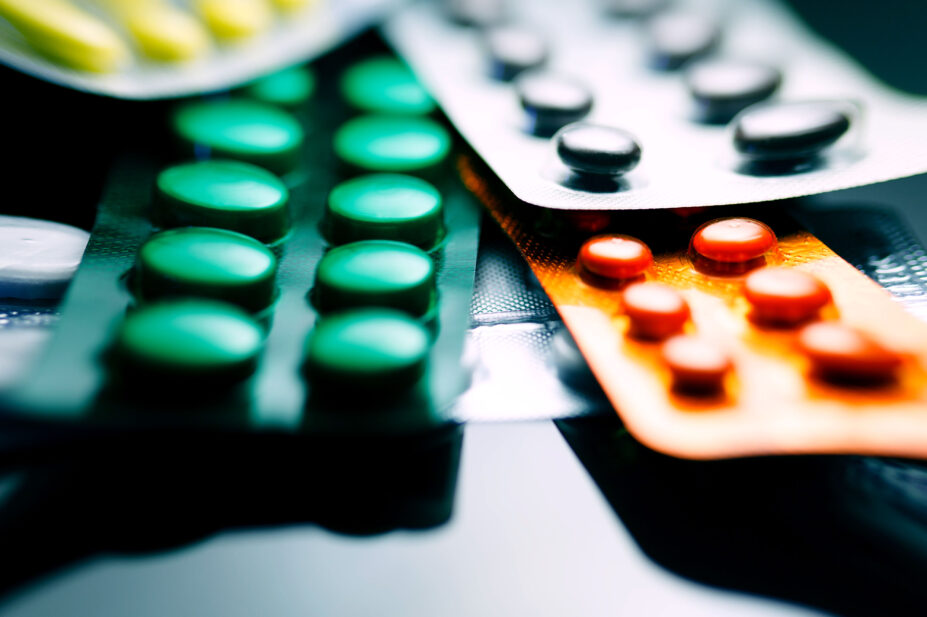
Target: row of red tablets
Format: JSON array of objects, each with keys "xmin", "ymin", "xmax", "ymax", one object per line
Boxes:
[{"xmin": 578, "ymin": 217, "xmax": 902, "ymax": 393}]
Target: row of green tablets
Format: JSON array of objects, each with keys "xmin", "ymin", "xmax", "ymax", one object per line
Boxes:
[{"xmin": 113, "ymin": 56, "xmax": 455, "ymax": 399}]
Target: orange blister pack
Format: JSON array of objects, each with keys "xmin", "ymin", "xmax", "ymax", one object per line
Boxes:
[{"xmin": 461, "ymin": 156, "xmax": 927, "ymax": 460}]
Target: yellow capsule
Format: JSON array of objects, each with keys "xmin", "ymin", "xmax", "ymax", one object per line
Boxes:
[
  {"xmin": 270, "ymin": 0, "xmax": 317, "ymax": 13},
  {"xmin": 0, "ymin": 0, "xmax": 129, "ymax": 72},
  {"xmin": 102, "ymin": 0, "xmax": 211, "ymax": 62},
  {"xmin": 195, "ymin": 0, "xmax": 273, "ymax": 41}
]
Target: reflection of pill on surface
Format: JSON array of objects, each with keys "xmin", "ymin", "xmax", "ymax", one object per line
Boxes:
[
  {"xmin": 685, "ymin": 59, "xmax": 781, "ymax": 124},
  {"xmin": 115, "ymin": 299, "xmax": 263, "ymax": 385},
  {"xmin": 155, "ymin": 160, "xmax": 290, "ymax": 243},
  {"xmin": 691, "ymin": 217, "xmax": 776, "ymax": 263},
  {"xmin": 0, "ymin": 0, "xmax": 130, "ymax": 72},
  {"xmin": 516, "ymin": 72, "xmax": 593, "ymax": 137},
  {"xmin": 661, "ymin": 335, "xmax": 731, "ymax": 392},
  {"xmin": 555, "ymin": 123, "xmax": 642, "ymax": 178},
  {"xmin": 136, "ymin": 227, "xmax": 277, "ymax": 311},
  {"xmin": 797, "ymin": 322, "xmax": 901, "ymax": 382},
  {"xmin": 622, "ymin": 282, "xmax": 689, "ymax": 340},
  {"xmin": 304, "ymin": 308, "xmax": 430, "ymax": 392},
  {"xmin": 325, "ymin": 174, "xmax": 443, "ymax": 249},
  {"xmin": 314, "ymin": 240, "xmax": 435, "ymax": 316},
  {"xmin": 195, "ymin": 0, "xmax": 273, "ymax": 40},
  {"xmin": 172, "ymin": 99, "xmax": 304, "ymax": 176},
  {"xmin": 733, "ymin": 102, "xmax": 851, "ymax": 162},
  {"xmin": 744, "ymin": 268, "xmax": 830, "ymax": 326},
  {"xmin": 579, "ymin": 234, "xmax": 652, "ymax": 279},
  {"xmin": 0, "ymin": 216, "xmax": 89, "ymax": 300}
]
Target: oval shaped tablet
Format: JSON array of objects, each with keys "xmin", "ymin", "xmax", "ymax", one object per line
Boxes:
[
  {"xmin": 325, "ymin": 174, "xmax": 443, "ymax": 248},
  {"xmin": 115, "ymin": 299, "xmax": 263, "ymax": 384},
  {"xmin": 119, "ymin": 2, "xmax": 211, "ymax": 62},
  {"xmin": 246, "ymin": 65, "xmax": 315, "ymax": 107},
  {"xmin": 691, "ymin": 217, "xmax": 776, "ymax": 263},
  {"xmin": 485, "ymin": 26, "xmax": 548, "ymax": 81},
  {"xmin": 733, "ymin": 102, "xmax": 851, "ymax": 162},
  {"xmin": 622, "ymin": 282, "xmax": 690, "ymax": 340},
  {"xmin": 172, "ymin": 99, "xmax": 304, "ymax": 175},
  {"xmin": 516, "ymin": 72, "xmax": 593, "ymax": 136},
  {"xmin": 604, "ymin": 0, "xmax": 669, "ymax": 18},
  {"xmin": 334, "ymin": 115, "xmax": 451, "ymax": 174},
  {"xmin": 340, "ymin": 56, "xmax": 435, "ymax": 115},
  {"xmin": 0, "ymin": 216, "xmax": 89, "ymax": 300},
  {"xmin": 744, "ymin": 268, "xmax": 830, "ymax": 325},
  {"xmin": 304, "ymin": 308, "xmax": 430, "ymax": 392},
  {"xmin": 136, "ymin": 227, "xmax": 277, "ymax": 311},
  {"xmin": 797, "ymin": 322, "xmax": 901, "ymax": 382},
  {"xmin": 314, "ymin": 240, "xmax": 435, "ymax": 315},
  {"xmin": 686, "ymin": 60, "xmax": 781, "ymax": 124},
  {"xmin": 555, "ymin": 123, "xmax": 642, "ymax": 177},
  {"xmin": 579, "ymin": 235, "xmax": 653, "ymax": 280},
  {"xmin": 647, "ymin": 12, "xmax": 720, "ymax": 71},
  {"xmin": 661, "ymin": 335, "xmax": 732, "ymax": 392},
  {"xmin": 195, "ymin": 0, "xmax": 272, "ymax": 41},
  {"xmin": 155, "ymin": 160, "xmax": 290, "ymax": 243}
]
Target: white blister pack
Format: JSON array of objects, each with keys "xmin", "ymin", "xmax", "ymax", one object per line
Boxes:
[
  {"xmin": 0, "ymin": 0, "xmax": 398, "ymax": 99},
  {"xmin": 385, "ymin": 0, "xmax": 927, "ymax": 210}
]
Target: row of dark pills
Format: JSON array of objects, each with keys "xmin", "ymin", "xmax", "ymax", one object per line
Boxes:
[
  {"xmin": 575, "ymin": 217, "xmax": 901, "ymax": 393},
  {"xmin": 112, "ymin": 58, "xmax": 455, "ymax": 396},
  {"xmin": 447, "ymin": 0, "xmax": 853, "ymax": 181}
]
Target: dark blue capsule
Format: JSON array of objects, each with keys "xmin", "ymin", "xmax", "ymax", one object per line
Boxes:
[
  {"xmin": 733, "ymin": 102, "xmax": 852, "ymax": 162},
  {"xmin": 686, "ymin": 60, "xmax": 782, "ymax": 124},
  {"xmin": 486, "ymin": 26, "xmax": 548, "ymax": 81},
  {"xmin": 517, "ymin": 72, "xmax": 593, "ymax": 137},
  {"xmin": 555, "ymin": 123, "xmax": 642, "ymax": 177},
  {"xmin": 648, "ymin": 12, "xmax": 720, "ymax": 71}
]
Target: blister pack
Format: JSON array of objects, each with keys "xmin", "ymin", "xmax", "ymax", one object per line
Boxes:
[
  {"xmin": 386, "ymin": 0, "xmax": 927, "ymax": 210},
  {"xmin": 462, "ymin": 152, "xmax": 927, "ymax": 459},
  {"xmin": 0, "ymin": 41, "xmax": 481, "ymax": 441},
  {"xmin": 0, "ymin": 0, "xmax": 398, "ymax": 98}
]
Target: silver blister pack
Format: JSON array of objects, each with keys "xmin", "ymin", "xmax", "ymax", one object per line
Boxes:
[{"xmin": 385, "ymin": 0, "xmax": 927, "ymax": 210}]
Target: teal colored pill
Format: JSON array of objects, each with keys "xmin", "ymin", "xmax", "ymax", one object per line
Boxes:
[
  {"xmin": 136, "ymin": 227, "xmax": 277, "ymax": 311},
  {"xmin": 304, "ymin": 308, "xmax": 430, "ymax": 391},
  {"xmin": 155, "ymin": 160, "xmax": 290, "ymax": 243},
  {"xmin": 172, "ymin": 99, "xmax": 304, "ymax": 175},
  {"xmin": 246, "ymin": 65, "xmax": 316, "ymax": 107},
  {"xmin": 314, "ymin": 240, "xmax": 435, "ymax": 316},
  {"xmin": 333, "ymin": 115, "xmax": 451, "ymax": 174},
  {"xmin": 115, "ymin": 299, "xmax": 263, "ymax": 384},
  {"xmin": 325, "ymin": 174, "xmax": 444, "ymax": 248},
  {"xmin": 340, "ymin": 56, "xmax": 435, "ymax": 115}
]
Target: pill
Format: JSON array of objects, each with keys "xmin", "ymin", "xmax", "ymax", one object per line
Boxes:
[
  {"xmin": 661, "ymin": 335, "xmax": 732, "ymax": 392},
  {"xmin": 555, "ymin": 123, "xmax": 642, "ymax": 177},
  {"xmin": 314, "ymin": 240, "xmax": 435, "ymax": 316},
  {"xmin": 691, "ymin": 217, "xmax": 776, "ymax": 263},
  {"xmin": 516, "ymin": 72, "xmax": 593, "ymax": 137},
  {"xmin": 304, "ymin": 308, "xmax": 430, "ymax": 392},
  {"xmin": 246, "ymin": 65, "xmax": 316, "ymax": 107},
  {"xmin": 155, "ymin": 160, "xmax": 290, "ymax": 243},
  {"xmin": 172, "ymin": 99, "xmax": 304, "ymax": 175},
  {"xmin": 647, "ymin": 12, "xmax": 720, "ymax": 71},
  {"xmin": 733, "ymin": 102, "xmax": 852, "ymax": 162},
  {"xmin": 136, "ymin": 227, "xmax": 277, "ymax": 311},
  {"xmin": 114, "ymin": 299, "xmax": 263, "ymax": 385},
  {"xmin": 444, "ymin": 0, "xmax": 506, "ymax": 27},
  {"xmin": 194, "ymin": 0, "xmax": 272, "ymax": 41},
  {"xmin": 105, "ymin": 0, "xmax": 211, "ymax": 62},
  {"xmin": 603, "ymin": 0, "xmax": 669, "ymax": 18},
  {"xmin": 744, "ymin": 268, "xmax": 831, "ymax": 326},
  {"xmin": 797, "ymin": 322, "xmax": 901, "ymax": 382},
  {"xmin": 622, "ymin": 282, "xmax": 690, "ymax": 340},
  {"xmin": 579, "ymin": 235, "xmax": 652, "ymax": 280},
  {"xmin": 0, "ymin": 0, "xmax": 130, "ymax": 72},
  {"xmin": 325, "ymin": 174, "xmax": 443, "ymax": 249},
  {"xmin": 270, "ymin": 0, "xmax": 315, "ymax": 12},
  {"xmin": 485, "ymin": 26, "xmax": 548, "ymax": 82},
  {"xmin": 340, "ymin": 56, "xmax": 435, "ymax": 115},
  {"xmin": 0, "ymin": 216, "xmax": 89, "ymax": 300},
  {"xmin": 334, "ymin": 115, "xmax": 451, "ymax": 174},
  {"xmin": 685, "ymin": 59, "xmax": 782, "ymax": 124}
]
